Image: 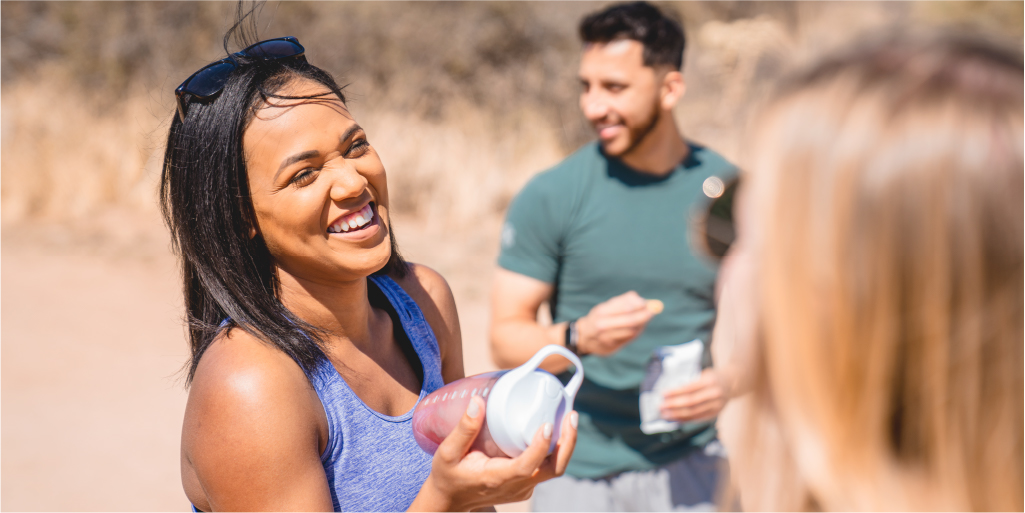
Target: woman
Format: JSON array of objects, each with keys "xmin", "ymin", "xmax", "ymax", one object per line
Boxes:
[
  {"xmin": 161, "ymin": 34, "xmax": 577, "ymax": 511},
  {"xmin": 713, "ymin": 32, "xmax": 1023, "ymax": 510}
]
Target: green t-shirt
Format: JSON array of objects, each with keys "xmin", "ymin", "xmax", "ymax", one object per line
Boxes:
[{"xmin": 498, "ymin": 141, "xmax": 737, "ymax": 478}]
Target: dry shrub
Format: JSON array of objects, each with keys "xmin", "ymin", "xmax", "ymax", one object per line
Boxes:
[
  {"xmin": 2, "ymin": 1, "xmax": 1021, "ymax": 232},
  {"xmin": 1, "ymin": 70, "xmax": 166, "ymax": 223},
  {"xmin": 358, "ymin": 106, "xmax": 565, "ymax": 227}
]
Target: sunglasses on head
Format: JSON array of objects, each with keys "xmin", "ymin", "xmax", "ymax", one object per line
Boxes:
[
  {"xmin": 174, "ymin": 36, "xmax": 306, "ymax": 122},
  {"xmin": 690, "ymin": 175, "xmax": 739, "ymax": 263}
]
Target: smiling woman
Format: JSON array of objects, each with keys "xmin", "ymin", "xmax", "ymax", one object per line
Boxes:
[{"xmin": 159, "ymin": 22, "xmax": 576, "ymax": 513}]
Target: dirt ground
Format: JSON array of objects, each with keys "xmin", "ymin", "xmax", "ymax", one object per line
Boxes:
[{"xmin": 1, "ymin": 210, "xmax": 529, "ymax": 512}]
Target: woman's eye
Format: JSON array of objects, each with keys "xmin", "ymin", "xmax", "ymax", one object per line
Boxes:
[
  {"xmin": 347, "ymin": 138, "xmax": 370, "ymax": 158},
  {"xmin": 290, "ymin": 168, "xmax": 318, "ymax": 188}
]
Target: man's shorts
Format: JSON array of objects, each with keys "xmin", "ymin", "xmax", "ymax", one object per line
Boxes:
[{"xmin": 531, "ymin": 440, "xmax": 728, "ymax": 512}]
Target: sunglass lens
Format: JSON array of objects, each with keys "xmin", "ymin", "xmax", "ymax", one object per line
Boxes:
[
  {"xmin": 185, "ymin": 61, "xmax": 237, "ymax": 98},
  {"xmin": 246, "ymin": 40, "xmax": 303, "ymax": 59}
]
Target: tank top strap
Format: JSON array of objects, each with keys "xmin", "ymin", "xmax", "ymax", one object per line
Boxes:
[{"xmin": 367, "ymin": 274, "xmax": 445, "ymax": 393}]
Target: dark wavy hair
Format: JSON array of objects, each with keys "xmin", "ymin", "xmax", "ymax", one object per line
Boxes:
[
  {"xmin": 579, "ymin": 1, "xmax": 686, "ymax": 70},
  {"xmin": 160, "ymin": 18, "xmax": 408, "ymax": 385}
]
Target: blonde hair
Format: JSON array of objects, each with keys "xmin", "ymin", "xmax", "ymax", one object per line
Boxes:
[{"xmin": 723, "ymin": 33, "xmax": 1023, "ymax": 511}]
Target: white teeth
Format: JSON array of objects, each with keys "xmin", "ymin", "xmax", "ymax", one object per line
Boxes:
[{"xmin": 329, "ymin": 205, "xmax": 374, "ymax": 234}]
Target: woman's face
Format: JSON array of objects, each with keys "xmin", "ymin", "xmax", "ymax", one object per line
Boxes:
[{"xmin": 243, "ymin": 78, "xmax": 392, "ymax": 284}]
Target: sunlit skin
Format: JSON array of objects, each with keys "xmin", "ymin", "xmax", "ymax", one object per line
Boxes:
[{"xmin": 180, "ymin": 79, "xmax": 577, "ymax": 512}]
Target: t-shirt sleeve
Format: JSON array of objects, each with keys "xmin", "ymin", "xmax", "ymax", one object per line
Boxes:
[{"xmin": 497, "ymin": 172, "xmax": 569, "ymax": 284}]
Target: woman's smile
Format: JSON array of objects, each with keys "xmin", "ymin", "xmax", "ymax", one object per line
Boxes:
[{"xmin": 327, "ymin": 202, "xmax": 381, "ymax": 241}]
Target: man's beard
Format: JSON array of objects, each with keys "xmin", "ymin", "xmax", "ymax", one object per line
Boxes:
[{"xmin": 602, "ymin": 97, "xmax": 662, "ymax": 158}]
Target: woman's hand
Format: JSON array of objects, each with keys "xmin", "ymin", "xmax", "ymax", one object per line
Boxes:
[{"xmin": 409, "ymin": 396, "xmax": 578, "ymax": 512}]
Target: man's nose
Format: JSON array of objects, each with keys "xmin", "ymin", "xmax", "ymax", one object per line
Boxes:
[{"xmin": 581, "ymin": 93, "xmax": 609, "ymax": 121}]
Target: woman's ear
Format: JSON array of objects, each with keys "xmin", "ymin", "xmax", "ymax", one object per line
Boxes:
[
  {"xmin": 660, "ymin": 70, "xmax": 686, "ymax": 111},
  {"xmin": 249, "ymin": 224, "xmax": 258, "ymax": 239}
]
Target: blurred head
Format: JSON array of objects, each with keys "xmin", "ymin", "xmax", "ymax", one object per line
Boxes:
[
  {"xmin": 723, "ymin": 32, "xmax": 1023, "ymax": 511},
  {"xmin": 161, "ymin": 39, "xmax": 407, "ymax": 383},
  {"xmin": 578, "ymin": 1, "xmax": 686, "ymax": 157}
]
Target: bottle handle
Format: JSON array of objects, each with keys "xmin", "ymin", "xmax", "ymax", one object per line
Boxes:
[{"xmin": 518, "ymin": 345, "xmax": 584, "ymax": 405}]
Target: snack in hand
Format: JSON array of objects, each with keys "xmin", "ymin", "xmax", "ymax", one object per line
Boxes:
[{"xmin": 646, "ymin": 299, "xmax": 664, "ymax": 315}]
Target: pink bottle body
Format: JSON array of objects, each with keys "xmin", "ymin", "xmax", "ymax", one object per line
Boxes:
[{"xmin": 412, "ymin": 371, "xmax": 509, "ymax": 457}]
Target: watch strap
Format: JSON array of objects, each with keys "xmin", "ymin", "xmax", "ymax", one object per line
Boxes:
[{"xmin": 565, "ymin": 319, "xmax": 582, "ymax": 355}]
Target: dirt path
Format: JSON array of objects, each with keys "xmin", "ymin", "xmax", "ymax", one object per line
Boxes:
[{"xmin": 1, "ymin": 214, "xmax": 528, "ymax": 511}]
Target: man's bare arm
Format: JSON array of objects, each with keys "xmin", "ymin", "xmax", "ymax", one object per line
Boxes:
[{"xmin": 490, "ymin": 268, "xmax": 574, "ymax": 373}]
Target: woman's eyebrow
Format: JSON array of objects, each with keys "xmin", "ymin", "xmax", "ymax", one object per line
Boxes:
[
  {"xmin": 275, "ymin": 149, "xmax": 320, "ymax": 180},
  {"xmin": 339, "ymin": 124, "xmax": 363, "ymax": 144}
]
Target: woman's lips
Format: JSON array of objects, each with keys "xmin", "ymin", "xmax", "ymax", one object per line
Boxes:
[{"xmin": 328, "ymin": 203, "xmax": 374, "ymax": 234}]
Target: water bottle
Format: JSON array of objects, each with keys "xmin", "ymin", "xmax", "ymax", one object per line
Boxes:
[{"xmin": 412, "ymin": 345, "xmax": 584, "ymax": 458}]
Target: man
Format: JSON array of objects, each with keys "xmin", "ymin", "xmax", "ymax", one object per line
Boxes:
[{"xmin": 490, "ymin": 2, "xmax": 737, "ymax": 510}]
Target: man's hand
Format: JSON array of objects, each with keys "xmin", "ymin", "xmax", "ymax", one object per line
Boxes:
[
  {"xmin": 576, "ymin": 291, "xmax": 659, "ymax": 356},
  {"xmin": 660, "ymin": 369, "xmax": 730, "ymax": 423}
]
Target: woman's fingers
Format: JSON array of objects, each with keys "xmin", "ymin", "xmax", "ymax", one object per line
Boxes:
[
  {"xmin": 435, "ymin": 396, "xmax": 486, "ymax": 464},
  {"xmin": 533, "ymin": 411, "xmax": 579, "ymax": 482},
  {"xmin": 550, "ymin": 411, "xmax": 578, "ymax": 477},
  {"xmin": 510, "ymin": 421, "xmax": 554, "ymax": 478}
]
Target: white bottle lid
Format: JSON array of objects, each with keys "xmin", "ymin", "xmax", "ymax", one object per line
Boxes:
[{"xmin": 486, "ymin": 345, "xmax": 584, "ymax": 457}]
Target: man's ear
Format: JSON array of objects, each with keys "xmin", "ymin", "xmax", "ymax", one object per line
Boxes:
[{"xmin": 660, "ymin": 70, "xmax": 686, "ymax": 110}]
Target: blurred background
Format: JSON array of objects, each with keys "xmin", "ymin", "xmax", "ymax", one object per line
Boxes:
[{"xmin": 1, "ymin": 1, "xmax": 1021, "ymax": 510}]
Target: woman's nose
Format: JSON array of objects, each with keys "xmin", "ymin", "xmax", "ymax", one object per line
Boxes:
[{"xmin": 329, "ymin": 165, "xmax": 369, "ymax": 202}]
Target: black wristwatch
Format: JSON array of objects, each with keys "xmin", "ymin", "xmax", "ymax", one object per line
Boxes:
[{"xmin": 565, "ymin": 319, "xmax": 584, "ymax": 355}]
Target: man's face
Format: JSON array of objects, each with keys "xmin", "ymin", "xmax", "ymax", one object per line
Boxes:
[{"xmin": 578, "ymin": 39, "xmax": 663, "ymax": 157}]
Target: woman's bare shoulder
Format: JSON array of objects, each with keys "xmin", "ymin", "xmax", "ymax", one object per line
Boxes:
[
  {"xmin": 184, "ymin": 327, "xmax": 322, "ymax": 452},
  {"xmin": 182, "ymin": 328, "xmax": 331, "ymax": 509},
  {"xmin": 190, "ymin": 327, "xmax": 313, "ymax": 401}
]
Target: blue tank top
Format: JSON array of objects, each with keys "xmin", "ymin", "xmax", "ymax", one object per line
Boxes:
[{"xmin": 310, "ymin": 274, "xmax": 444, "ymax": 512}]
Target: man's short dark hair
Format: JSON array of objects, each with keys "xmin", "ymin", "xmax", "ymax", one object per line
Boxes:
[{"xmin": 579, "ymin": 1, "xmax": 686, "ymax": 70}]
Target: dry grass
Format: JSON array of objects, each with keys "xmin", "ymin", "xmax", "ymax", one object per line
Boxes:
[{"xmin": 1, "ymin": 1, "xmax": 1021, "ymax": 230}]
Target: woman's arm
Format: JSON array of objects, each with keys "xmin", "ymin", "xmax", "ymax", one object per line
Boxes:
[{"xmin": 182, "ymin": 329, "xmax": 333, "ymax": 511}]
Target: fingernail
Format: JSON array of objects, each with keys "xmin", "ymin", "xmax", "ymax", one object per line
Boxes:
[
  {"xmin": 570, "ymin": 412, "xmax": 579, "ymax": 429},
  {"xmin": 467, "ymin": 399, "xmax": 480, "ymax": 418},
  {"xmin": 543, "ymin": 423, "xmax": 553, "ymax": 440}
]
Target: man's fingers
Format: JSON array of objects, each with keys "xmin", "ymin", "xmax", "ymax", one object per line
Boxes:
[
  {"xmin": 436, "ymin": 396, "xmax": 486, "ymax": 463},
  {"xmin": 662, "ymin": 398, "xmax": 724, "ymax": 422},
  {"xmin": 663, "ymin": 373, "xmax": 717, "ymax": 397},
  {"xmin": 662, "ymin": 387, "xmax": 722, "ymax": 409},
  {"xmin": 595, "ymin": 309, "xmax": 654, "ymax": 331},
  {"xmin": 663, "ymin": 405, "xmax": 721, "ymax": 423},
  {"xmin": 587, "ymin": 330, "xmax": 643, "ymax": 355},
  {"xmin": 598, "ymin": 291, "xmax": 647, "ymax": 314}
]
